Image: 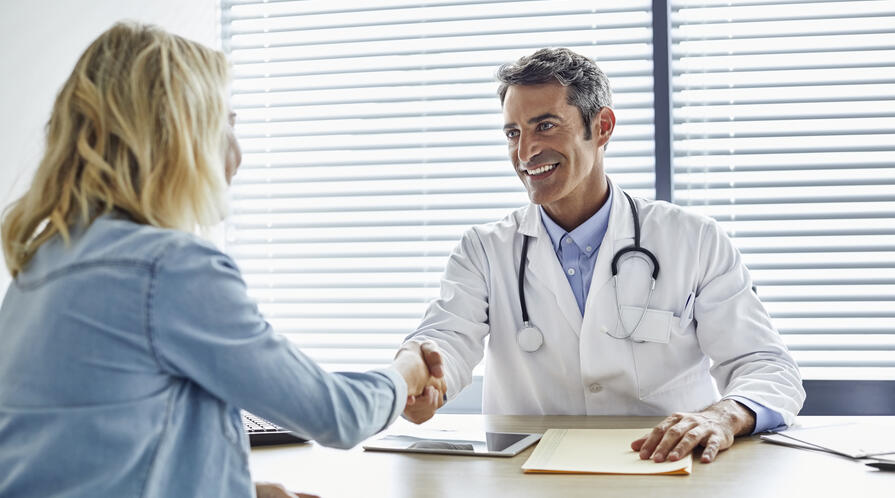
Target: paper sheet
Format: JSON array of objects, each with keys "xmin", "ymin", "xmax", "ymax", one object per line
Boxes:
[
  {"xmin": 760, "ymin": 423, "xmax": 895, "ymax": 459},
  {"xmin": 522, "ymin": 428, "xmax": 692, "ymax": 475}
]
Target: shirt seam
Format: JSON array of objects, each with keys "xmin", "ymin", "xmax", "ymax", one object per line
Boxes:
[
  {"xmin": 15, "ymin": 259, "xmax": 152, "ymax": 290},
  {"xmin": 145, "ymin": 241, "xmax": 180, "ymax": 372},
  {"xmin": 137, "ymin": 383, "xmax": 178, "ymax": 498}
]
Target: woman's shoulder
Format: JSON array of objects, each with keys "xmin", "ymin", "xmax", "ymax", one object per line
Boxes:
[
  {"xmin": 77, "ymin": 215, "xmax": 226, "ymax": 266},
  {"xmin": 17, "ymin": 215, "xmax": 229, "ymax": 291}
]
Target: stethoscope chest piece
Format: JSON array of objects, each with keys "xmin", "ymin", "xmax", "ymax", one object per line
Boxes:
[{"xmin": 517, "ymin": 323, "xmax": 544, "ymax": 352}]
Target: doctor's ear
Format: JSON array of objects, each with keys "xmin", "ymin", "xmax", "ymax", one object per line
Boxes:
[{"xmin": 593, "ymin": 107, "xmax": 615, "ymax": 150}]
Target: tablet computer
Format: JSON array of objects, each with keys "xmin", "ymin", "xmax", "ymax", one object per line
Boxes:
[{"xmin": 363, "ymin": 431, "xmax": 542, "ymax": 457}]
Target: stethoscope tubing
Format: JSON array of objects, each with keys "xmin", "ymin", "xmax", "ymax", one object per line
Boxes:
[
  {"xmin": 517, "ymin": 190, "xmax": 660, "ymax": 350},
  {"xmin": 518, "ymin": 233, "xmax": 532, "ymax": 326}
]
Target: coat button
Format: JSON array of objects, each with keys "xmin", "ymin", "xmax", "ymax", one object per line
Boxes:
[{"xmin": 588, "ymin": 383, "xmax": 603, "ymax": 393}]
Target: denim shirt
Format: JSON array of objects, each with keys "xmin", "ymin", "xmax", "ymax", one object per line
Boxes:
[{"xmin": 0, "ymin": 215, "xmax": 407, "ymax": 497}]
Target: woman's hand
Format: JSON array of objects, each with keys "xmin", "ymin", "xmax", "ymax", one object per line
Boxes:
[
  {"xmin": 255, "ymin": 481, "xmax": 320, "ymax": 498},
  {"xmin": 393, "ymin": 341, "xmax": 447, "ymax": 424},
  {"xmin": 393, "ymin": 341, "xmax": 447, "ymax": 399}
]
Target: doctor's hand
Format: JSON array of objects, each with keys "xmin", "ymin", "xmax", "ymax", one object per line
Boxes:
[
  {"xmin": 393, "ymin": 341, "xmax": 447, "ymax": 424},
  {"xmin": 630, "ymin": 399, "xmax": 756, "ymax": 464}
]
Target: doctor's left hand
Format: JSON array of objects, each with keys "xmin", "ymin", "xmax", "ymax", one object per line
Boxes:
[{"xmin": 630, "ymin": 399, "xmax": 756, "ymax": 464}]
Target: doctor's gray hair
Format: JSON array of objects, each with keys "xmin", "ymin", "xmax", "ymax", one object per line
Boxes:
[{"xmin": 496, "ymin": 48, "xmax": 612, "ymax": 140}]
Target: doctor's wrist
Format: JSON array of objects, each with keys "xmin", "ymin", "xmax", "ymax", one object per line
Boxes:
[{"xmin": 712, "ymin": 399, "xmax": 757, "ymax": 437}]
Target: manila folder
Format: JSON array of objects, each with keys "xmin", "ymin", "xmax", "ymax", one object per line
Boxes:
[{"xmin": 522, "ymin": 428, "xmax": 692, "ymax": 475}]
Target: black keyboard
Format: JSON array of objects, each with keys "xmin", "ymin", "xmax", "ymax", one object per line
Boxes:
[{"xmin": 242, "ymin": 411, "xmax": 308, "ymax": 447}]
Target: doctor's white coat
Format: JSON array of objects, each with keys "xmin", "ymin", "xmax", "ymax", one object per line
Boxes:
[{"xmin": 407, "ymin": 181, "xmax": 805, "ymax": 424}]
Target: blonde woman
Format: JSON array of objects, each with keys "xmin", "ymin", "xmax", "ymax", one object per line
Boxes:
[{"xmin": 0, "ymin": 22, "xmax": 445, "ymax": 497}]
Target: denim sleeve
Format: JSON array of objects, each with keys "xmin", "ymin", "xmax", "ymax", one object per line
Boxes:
[
  {"xmin": 148, "ymin": 237, "xmax": 406, "ymax": 449},
  {"xmin": 725, "ymin": 395, "xmax": 787, "ymax": 434}
]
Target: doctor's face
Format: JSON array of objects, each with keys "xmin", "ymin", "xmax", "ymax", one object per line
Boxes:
[{"xmin": 502, "ymin": 82, "xmax": 613, "ymax": 219}]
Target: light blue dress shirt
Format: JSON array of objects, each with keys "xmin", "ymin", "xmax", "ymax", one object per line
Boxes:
[
  {"xmin": 539, "ymin": 188, "xmax": 614, "ymax": 316},
  {"xmin": 0, "ymin": 214, "xmax": 407, "ymax": 497},
  {"xmin": 538, "ymin": 192, "xmax": 784, "ymax": 434}
]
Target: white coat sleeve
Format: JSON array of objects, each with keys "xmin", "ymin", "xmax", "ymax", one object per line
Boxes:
[
  {"xmin": 693, "ymin": 219, "xmax": 805, "ymax": 426},
  {"xmin": 404, "ymin": 228, "xmax": 491, "ymax": 401}
]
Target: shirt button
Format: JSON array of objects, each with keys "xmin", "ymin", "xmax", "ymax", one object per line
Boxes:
[
  {"xmin": 585, "ymin": 246, "xmax": 593, "ymax": 252},
  {"xmin": 564, "ymin": 237, "xmax": 572, "ymax": 244},
  {"xmin": 567, "ymin": 267, "xmax": 576, "ymax": 276},
  {"xmin": 588, "ymin": 383, "xmax": 603, "ymax": 393}
]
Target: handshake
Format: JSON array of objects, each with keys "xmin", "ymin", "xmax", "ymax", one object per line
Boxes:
[{"xmin": 392, "ymin": 341, "xmax": 447, "ymax": 424}]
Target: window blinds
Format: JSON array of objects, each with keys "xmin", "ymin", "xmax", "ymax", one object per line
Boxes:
[
  {"xmin": 670, "ymin": 0, "xmax": 895, "ymax": 379},
  {"xmin": 221, "ymin": 0, "xmax": 656, "ymax": 371}
]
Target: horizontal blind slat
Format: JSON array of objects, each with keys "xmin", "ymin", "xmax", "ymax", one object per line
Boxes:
[{"xmin": 671, "ymin": 0, "xmax": 895, "ymax": 378}]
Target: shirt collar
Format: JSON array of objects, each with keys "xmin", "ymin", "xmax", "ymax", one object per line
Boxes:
[{"xmin": 539, "ymin": 187, "xmax": 614, "ymax": 255}]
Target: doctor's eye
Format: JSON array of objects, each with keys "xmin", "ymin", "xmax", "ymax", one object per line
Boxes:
[
  {"xmin": 536, "ymin": 121, "xmax": 556, "ymax": 132},
  {"xmin": 505, "ymin": 129, "xmax": 520, "ymax": 140}
]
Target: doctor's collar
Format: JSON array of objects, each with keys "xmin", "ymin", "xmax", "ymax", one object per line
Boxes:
[{"xmin": 538, "ymin": 188, "xmax": 613, "ymax": 254}]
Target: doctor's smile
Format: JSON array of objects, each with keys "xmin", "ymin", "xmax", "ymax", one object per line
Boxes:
[
  {"xmin": 520, "ymin": 161, "xmax": 558, "ymax": 178},
  {"xmin": 518, "ymin": 150, "xmax": 563, "ymax": 180}
]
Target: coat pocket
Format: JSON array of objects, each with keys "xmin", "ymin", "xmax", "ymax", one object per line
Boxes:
[
  {"xmin": 623, "ymin": 309, "xmax": 702, "ymax": 400},
  {"xmin": 614, "ymin": 306, "xmax": 672, "ymax": 343}
]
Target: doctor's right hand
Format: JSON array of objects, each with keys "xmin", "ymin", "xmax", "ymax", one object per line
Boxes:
[{"xmin": 393, "ymin": 341, "xmax": 447, "ymax": 424}]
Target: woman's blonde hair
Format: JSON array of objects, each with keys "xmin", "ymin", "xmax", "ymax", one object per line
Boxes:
[{"xmin": 2, "ymin": 21, "xmax": 230, "ymax": 277}]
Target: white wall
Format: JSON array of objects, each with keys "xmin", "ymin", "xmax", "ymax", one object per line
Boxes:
[{"xmin": 0, "ymin": 0, "xmax": 219, "ymax": 298}]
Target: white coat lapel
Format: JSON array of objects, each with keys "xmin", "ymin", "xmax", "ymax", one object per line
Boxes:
[
  {"xmin": 587, "ymin": 180, "xmax": 636, "ymax": 298},
  {"xmin": 518, "ymin": 205, "xmax": 584, "ymax": 333}
]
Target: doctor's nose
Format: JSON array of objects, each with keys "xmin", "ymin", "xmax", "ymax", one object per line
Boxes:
[{"xmin": 516, "ymin": 133, "xmax": 541, "ymax": 165}]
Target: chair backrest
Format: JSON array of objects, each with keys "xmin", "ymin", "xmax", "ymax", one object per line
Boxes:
[{"xmin": 799, "ymin": 380, "xmax": 895, "ymax": 415}]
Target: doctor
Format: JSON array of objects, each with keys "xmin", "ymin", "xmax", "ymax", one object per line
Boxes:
[{"xmin": 399, "ymin": 48, "xmax": 805, "ymax": 464}]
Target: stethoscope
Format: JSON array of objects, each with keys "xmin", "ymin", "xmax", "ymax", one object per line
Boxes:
[{"xmin": 516, "ymin": 191, "xmax": 660, "ymax": 352}]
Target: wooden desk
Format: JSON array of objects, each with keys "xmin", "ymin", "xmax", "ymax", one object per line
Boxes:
[{"xmin": 249, "ymin": 415, "xmax": 895, "ymax": 497}]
